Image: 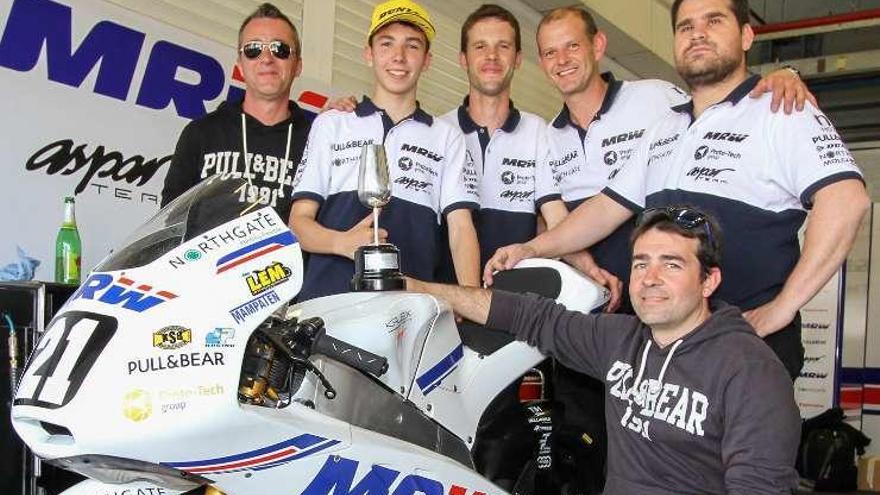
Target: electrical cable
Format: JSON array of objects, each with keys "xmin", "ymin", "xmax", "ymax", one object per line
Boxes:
[{"xmin": 4, "ymin": 312, "xmax": 18, "ymax": 400}]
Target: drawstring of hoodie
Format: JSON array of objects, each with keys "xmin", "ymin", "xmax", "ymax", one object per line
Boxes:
[
  {"xmin": 240, "ymin": 112, "xmax": 293, "ymax": 198},
  {"xmin": 630, "ymin": 338, "xmax": 684, "ymax": 399}
]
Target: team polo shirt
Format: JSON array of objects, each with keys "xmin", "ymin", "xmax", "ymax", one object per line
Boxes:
[
  {"xmin": 605, "ymin": 74, "xmax": 864, "ymax": 311},
  {"xmin": 547, "ymin": 72, "xmax": 689, "ymax": 281},
  {"xmin": 292, "ymin": 97, "xmax": 479, "ymax": 301},
  {"xmin": 440, "ymin": 97, "xmax": 559, "ymax": 265}
]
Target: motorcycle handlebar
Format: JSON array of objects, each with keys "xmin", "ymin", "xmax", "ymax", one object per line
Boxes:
[{"xmin": 313, "ymin": 334, "xmax": 389, "ymax": 377}]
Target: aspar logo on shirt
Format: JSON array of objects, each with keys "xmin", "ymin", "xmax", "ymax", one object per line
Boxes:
[
  {"xmin": 394, "ymin": 176, "xmax": 432, "ymax": 192},
  {"xmin": 300, "ymin": 455, "xmax": 490, "ymax": 495},
  {"xmin": 401, "ymin": 144, "xmax": 443, "ymax": 162},
  {"xmin": 245, "ymin": 261, "xmax": 292, "ymax": 296},
  {"xmin": 606, "ymin": 360, "xmax": 709, "ymax": 441},
  {"xmin": 702, "ymin": 131, "xmax": 749, "ymax": 143},
  {"xmin": 686, "ymin": 166, "xmax": 734, "ymax": 183},
  {"xmin": 601, "ymin": 129, "xmax": 645, "ymax": 147},
  {"xmin": 72, "ymin": 274, "xmax": 178, "ymax": 312},
  {"xmin": 500, "ymin": 190, "xmax": 534, "ymax": 202}
]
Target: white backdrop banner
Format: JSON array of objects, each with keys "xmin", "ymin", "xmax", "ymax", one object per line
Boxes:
[
  {"xmin": 796, "ymin": 268, "xmax": 843, "ymax": 419},
  {"xmin": 0, "ymin": 0, "xmax": 328, "ymax": 281}
]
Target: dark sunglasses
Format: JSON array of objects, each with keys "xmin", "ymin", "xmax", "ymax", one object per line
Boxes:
[
  {"xmin": 239, "ymin": 40, "xmax": 293, "ymax": 60},
  {"xmin": 638, "ymin": 206, "xmax": 715, "ymax": 246}
]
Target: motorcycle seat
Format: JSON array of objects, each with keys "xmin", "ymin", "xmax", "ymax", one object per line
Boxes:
[{"xmin": 459, "ymin": 267, "xmax": 562, "ymax": 355}]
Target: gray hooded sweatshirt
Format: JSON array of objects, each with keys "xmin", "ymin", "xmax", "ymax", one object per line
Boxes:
[{"xmin": 486, "ymin": 290, "xmax": 800, "ymax": 495}]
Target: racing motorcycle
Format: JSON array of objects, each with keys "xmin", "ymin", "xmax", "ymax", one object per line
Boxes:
[{"xmin": 11, "ymin": 177, "xmax": 607, "ymax": 495}]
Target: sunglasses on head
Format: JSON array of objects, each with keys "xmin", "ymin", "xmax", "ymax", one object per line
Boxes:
[
  {"xmin": 239, "ymin": 40, "xmax": 293, "ymax": 60},
  {"xmin": 638, "ymin": 206, "xmax": 715, "ymax": 246}
]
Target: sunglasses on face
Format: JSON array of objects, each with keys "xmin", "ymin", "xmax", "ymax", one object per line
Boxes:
[
  {"xmin": 239, "ymin": 40, "xmax": 293, "ymax": 60},
  {"xmin": 638, "ymin": 206, "xmax": 715, "ymax": 246}
]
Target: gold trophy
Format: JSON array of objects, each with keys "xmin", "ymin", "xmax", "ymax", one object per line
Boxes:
[{"xmin": 351, "ymin": 144, "xmax": 405, "ymax": 291}]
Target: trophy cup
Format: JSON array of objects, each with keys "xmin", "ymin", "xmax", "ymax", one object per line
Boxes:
[{"xmin": 351, "ymin": 144, "xmax": 406, "ymax": 291}]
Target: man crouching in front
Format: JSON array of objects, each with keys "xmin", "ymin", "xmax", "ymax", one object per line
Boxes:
[{"xmin": 408, "ymin": 206, "xmax": 799, "ymax": 494}]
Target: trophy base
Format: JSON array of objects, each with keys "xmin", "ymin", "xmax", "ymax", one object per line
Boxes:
[{"xmin": 352, "ymin": 244, "xmax": 406, "ymax": 292}]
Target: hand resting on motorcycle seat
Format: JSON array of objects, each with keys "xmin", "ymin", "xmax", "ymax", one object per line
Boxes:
[{"xmin": 442, "ymin": 267, "xmax": 564, "ymax": 355}]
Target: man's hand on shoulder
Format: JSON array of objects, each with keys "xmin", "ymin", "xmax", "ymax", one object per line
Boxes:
[
  {"xmin": 750, "ymin": 67, "xmax": 817, "ymax": 114},
  {"xmin": 322, "ymin": 95, "xmax": 358, "ymax": 113},
  {"xmin": 483, "ymin": 243, "xmax": 537, "ymax": 286}
]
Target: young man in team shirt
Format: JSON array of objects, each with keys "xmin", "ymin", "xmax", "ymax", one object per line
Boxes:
[
  {"xmin": 289, "ymin": 0, "xmax": 480, "ymax": 302},
  {"xmin": 486, "ymin": 0, "xmax": 870, "ymax": 382}
]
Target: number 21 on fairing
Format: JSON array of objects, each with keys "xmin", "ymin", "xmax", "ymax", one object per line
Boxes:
[{"xmin": 15, "ymin": 311, "xmax": 117, "ymax": 409}]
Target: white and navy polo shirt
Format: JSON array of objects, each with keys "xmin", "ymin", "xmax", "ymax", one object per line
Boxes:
[
  {"xmin": 440, "ymin": 97, "xmax": 559, "ymax": 265},
  {"xmin": 547, "ymin": 72, "xmax": 688, "ymax": 281},
  {"xmin": 605, "ymin": 74, "xmax": 864, "ymax": 310},
  {"xmin": 291, "ymin": 97, "xmax": 479, "ymax": 301}
]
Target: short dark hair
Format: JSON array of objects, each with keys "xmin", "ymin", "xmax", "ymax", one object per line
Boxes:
[
  {"xmin": 238, "ymin": 3, "xmax": 301, "ymax": 57},
  {"xmin": 461, "ymin": 4, "xmax": 522, "ymax": 52},
  {"xmin": 670, "ymin": 0, "xmax": 750, "ymax": 30},
  {"xmin": 631, "ymin": 206, "xmax": 723, "ymax": 278},
  {"xmin": 537, "ymin": 6, "xmax": 598, "ymax": 40}
]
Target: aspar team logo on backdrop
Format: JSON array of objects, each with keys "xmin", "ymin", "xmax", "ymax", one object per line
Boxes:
[
  {"xmin": 153, "ymin": 326, "xmax": 192, "ymax": 350},
  {"xmin": 71, "ymin": 273, "xmax": 178, "ymax": 313}
]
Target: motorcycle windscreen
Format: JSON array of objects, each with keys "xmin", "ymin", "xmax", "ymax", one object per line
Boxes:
[{"xmin": 96, "ymin": 177, "xmax": 263, "ymax": 272}]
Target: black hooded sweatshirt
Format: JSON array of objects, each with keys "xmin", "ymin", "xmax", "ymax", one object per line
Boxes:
[
  {"xmin": 486, "ymin": 291, "xmax": 800, "ymax": 495},
  {"xmin": 161, "ymin": 100, "xmax": 311, "ymax": 221}
]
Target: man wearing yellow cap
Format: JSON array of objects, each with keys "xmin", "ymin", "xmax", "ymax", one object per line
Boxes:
[{"xmin": 289, "ymin": 0, "xmax": 480, "ymax": 301}]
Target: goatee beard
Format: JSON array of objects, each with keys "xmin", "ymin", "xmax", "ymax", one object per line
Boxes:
[{"xmin": 677, "ymin": 55, "xmax": 740, "ymax": 89}]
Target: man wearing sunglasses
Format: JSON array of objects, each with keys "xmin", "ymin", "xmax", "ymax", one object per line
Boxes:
[
  {"xmin": 487, "ymin": 0, "xmax": 870, "ymax": 380},
  {"xmin": 409, "ymin": 206, "xmax": 800, "ymax": 494},
  {"xmin": 161, "ymin": 3, "xmax": 310, "ymax": 223},
  {"xmin": 289, "ymin": 0, "xmax": 480, "ymax": 301}
]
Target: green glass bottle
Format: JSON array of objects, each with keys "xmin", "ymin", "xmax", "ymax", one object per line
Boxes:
[{"xmin": 55, "ymin": 196, "xmax": 82, "ymax": 285}]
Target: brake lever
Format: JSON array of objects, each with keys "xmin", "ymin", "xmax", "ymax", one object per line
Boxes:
[
  {"xmin": 290, "ymin": 356, "xmax": 337, "ymax": 400},
  {"xmin": 263, "ymin": 319, "xmax": 338, "ymax": 400}
]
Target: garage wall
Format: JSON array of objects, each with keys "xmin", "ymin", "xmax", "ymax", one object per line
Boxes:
[{"xmin": 104, "ymin": 0, "xmax": 564, "ymax": 119}]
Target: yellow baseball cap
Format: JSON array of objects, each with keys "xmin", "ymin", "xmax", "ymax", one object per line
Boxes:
[{"xmin": 368, "ymin": 0, "xmax": 436, "ymax": 43}]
